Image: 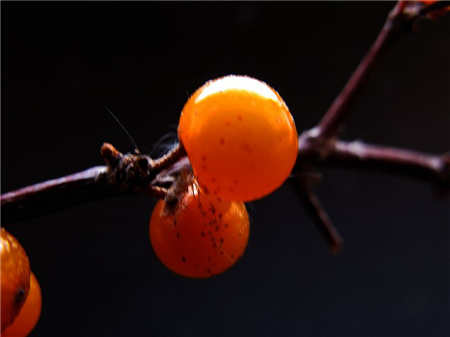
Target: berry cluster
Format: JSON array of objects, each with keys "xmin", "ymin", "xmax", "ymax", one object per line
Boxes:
[
  {"xmin": 150, "ymin": 75, "xmax": 298, "ymax": 278},
  {"xmin": 1, "ymin": 228, "xmax": 42, "ymax": 336}
]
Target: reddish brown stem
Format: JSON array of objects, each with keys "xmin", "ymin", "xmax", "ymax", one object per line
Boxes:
[
  {"xmin": 2, "ymin": 137, "xmax": 448, "ymax": 226},
  {"xmin": 329, "ymin": 141, "xmax": 450, "ymax": 188},
  {"xmin": 290, "ymin": 176, "xmax": 343, "ymax": 254},
  {"xmin": 296, "ymin": 139, "xmax": 450, "ymax": 190},
  {"xmin": 1, "ymin": 144, "xmax": 188, "ymax": 225},
  {"xmin": 315, "ymin": 1, "xmax": 407, "ymax": 146},
  {"xmin": 0, "ymin": 167, "xmax": 117, "ymax": 225}
]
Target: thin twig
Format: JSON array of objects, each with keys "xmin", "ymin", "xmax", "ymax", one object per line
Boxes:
[
  {"xmin": 314, "ymin": 1, "xmax": 407, "ymax": 149},
  {"xmin": 1, "ymin": 144, "xmax": 188, "ymax": 225},
  {"xmin": 0, "ymin": 167, "xmax": 117, "ymax": 225},
  {"xmin": 290, "ymin": 175, "xmax": 343, "ymax": 254},
  {"xmin": 296, "ymin": 139, "xmax": 450, "ymax": 190}
]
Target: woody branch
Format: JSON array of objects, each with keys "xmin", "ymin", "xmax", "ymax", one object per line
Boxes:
[{"xmin": 1, "ymin": 2, "xmax": 449, "ymax": 249}]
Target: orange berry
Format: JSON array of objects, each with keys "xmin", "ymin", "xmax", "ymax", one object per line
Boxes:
[
  {"xmin": 178, "ymin": 75, "xmax": 298, "ymax": 202},
  {"xmin": 1, "ymin": 228, "xmax": 30, "ymax": 332},
  {"xmin": 149, "ymin": 182, "xmax": 250, "ymax": 278},
  {"xmin": 2, "ymin": 272, "xmax": 42, "ymax": 337}
]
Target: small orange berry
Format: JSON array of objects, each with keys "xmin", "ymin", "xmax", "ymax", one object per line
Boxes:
[
  {"xmin": 1, "ymin": 228, "xmax": 31, "ymax": 332},
  {"xmin": 2, "ymin": 272, "xmax": 42, "ymax": 337},
  {"xmin": 178, "ymin": 75, "xmax": 298, "ymax": 202},
  {"xmin": 149, "ymin": 182, "xmax": 250, "ymax": 278}
]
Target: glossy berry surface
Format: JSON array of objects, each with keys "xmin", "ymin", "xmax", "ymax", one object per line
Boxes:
[
  {"xmin": 1, "ymin": 228, "xmax": 31, "ymax": 332},
  {"xmin": 2, "ymin": 272, "xmax": 42, "ymax": 337},
  {"xmin": 178, "ymin": 75, "xmax": 298, "ymax": 202},
  {"xmin": 149, "ymin": 183, "xmax": 250, "ymax": 278}
]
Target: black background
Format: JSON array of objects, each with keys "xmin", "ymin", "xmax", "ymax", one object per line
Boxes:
[{"xmin": 2, "ymin": 2, "xmax": 450, "ymax": 337}]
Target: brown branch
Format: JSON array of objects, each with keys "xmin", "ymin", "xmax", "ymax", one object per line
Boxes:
[
  {"xmin": 1, "ymin": 143, "xmax": 188, "ymax": 225},
  {"xmin": 3, "ymin": 136, "xmax": 447, "ymax": 227},
  {"xmin": 313, "ymin": 1, "xmax": 408, "ymax": 148},
  {"xmin": 312, "ymin": 0, "xmax": 450, "ymax": 151},
  {"xmin": 297, "ymin": 137, "xmax": 450, "ymax": 190},
  {"xmin": 290, "ymin": 175, "xmax": 343, "ymax": 254},
  {"xmin": 292, "ymin": 137, "xmax": 449, "ymax": 253},
  {"xmin": 1, "ymin": 1, "xmax": 448, "ymax": 251},
  {"xmin": 291, "ymin": 0, "xmax": 450, "ymax": 250},
  {"xmin": 0, "ymin": 166, "xmax": 118, "ymax": 225}
]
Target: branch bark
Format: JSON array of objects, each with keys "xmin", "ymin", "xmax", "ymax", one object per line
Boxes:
[
  {"xmin": 313, "ymin": 1, "xmax": 407, "ymax": 148},
  {"xmin": 0, "ymin": 167, "xmax": 117, "ymax": 225},
  {"xmin": 1, "ymin": 2, "xmax": 448, "ymax": 251},
  {"xmin": 296, "ymin": 137, "xmax": 450, "ymax": 189},
  {"xmin": 2, "ymin": 139, "xmax": 448, "ymax": 226}
]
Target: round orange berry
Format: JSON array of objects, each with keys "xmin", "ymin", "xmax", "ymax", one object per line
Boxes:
[
  {"xmin": 178, "ymin": 75, "xmax": 298, "ymax": 202},
  {"xmin": 2, "ymin": 272, "xmax": 42, "ymax": 337},
  {"xmin": 1, "ymin": 228, "xmax": 31, "ymax": 332},
  {"xmin": 149, "ymin": 181, "xmax": 250, "ymax": 278}
]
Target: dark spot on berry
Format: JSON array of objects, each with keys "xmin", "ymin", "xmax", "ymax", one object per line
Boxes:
[
  {"xmin": 201, "ymin": 231, "xmax": 205, "ymax": 237},
  {"xmin": 207, "ymin": 269, "xmax": 211, "ymax": 274},
  {"xmin": 218, "ymin": 213, "xmax": 223, "ymax": 219},
  {"xmin": 210, "ymin": 205, "xmax": 216, "ymax": 214},
  {"xmin": 220, "ymin": 238, "xmax": 224, "ymax": 243},
  {"xmin": 201, "ymin": 155, "xmax": 207, "ymax": 161},
  {"xmin": 15, "ymin": 287, "xmax": 26, "ymax": 304},
  {"xmin": 219, "ymin": 138, "xmax": 225, "ymax": 145},
  {"xmin": 237, "ymin": 114, "xmax": 243, "ymax": 121},
  {"xmin": 181, "ymin": 256, "xmax": 186, "ymax": 262}
]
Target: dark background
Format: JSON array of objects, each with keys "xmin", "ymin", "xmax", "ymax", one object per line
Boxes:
[{"xmin": 2, "ymin": 2, "xmax": 449, "ymax": 337}]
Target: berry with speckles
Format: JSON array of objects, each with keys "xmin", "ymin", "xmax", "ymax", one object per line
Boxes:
[
  {"xmin": 2, "ymin": 272, "xmax": 42, "ymax": 337},
  {"xmin": 1, "ymin": 228, "xmax": 31, "ymax": 332},
  {"xmin": 149, "ymin": 180, "xmax": 250, "ymax": 278},
  {"xmin": 178, "ymin": 75, "xmax": 298, "ymax": 202}
]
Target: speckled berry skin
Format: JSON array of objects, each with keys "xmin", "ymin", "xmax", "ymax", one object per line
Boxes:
[
  {"xmin": 178, "ymin": 75, "xmax": 298, "ymax": 202},
  {"xmin": 2, "ymin": 272, "xmax": 42, "ymax": 337},
  {"xmin": 1, "ymin": 228, "xmax": 31, "ymax": 332},
  {"xmin": 149, "ymin": 184, "xmax": 250, "ymax": 278}
]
